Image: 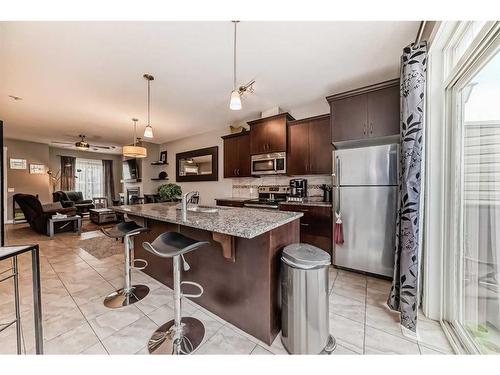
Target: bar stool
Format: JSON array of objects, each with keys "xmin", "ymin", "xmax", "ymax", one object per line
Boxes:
[
  {"xmin": 142, "ymin": 232, "xmax": 209, "ymax": 355},
  {"xmin": 101, "ymin": 221, "xmax": 151, "ymax": 308}
]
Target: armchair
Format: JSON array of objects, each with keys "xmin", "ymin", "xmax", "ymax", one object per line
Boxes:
[{"xmin": 14, "ymin": 194, "xmax": 77, "ymax": 235}]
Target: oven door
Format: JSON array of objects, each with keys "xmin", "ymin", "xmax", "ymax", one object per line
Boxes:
[{"xmin": 251, "ymin": 157, "xmax": 276, "ymax": 175}]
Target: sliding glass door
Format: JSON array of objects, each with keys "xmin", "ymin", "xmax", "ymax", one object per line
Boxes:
[
  {"xmin": 75, "ymin": 158, "xmax": 104, "ymax": 200},
  {"xmin": 448, "ymin": 36, "xmax": 500, "ymax": 354}
]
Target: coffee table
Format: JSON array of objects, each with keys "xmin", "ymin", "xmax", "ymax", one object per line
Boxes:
[
  {"xmin": 47, "ymin": 215, "xmax": 82, "ymax": 239},
  {"xmin": 90, "ymin": 208, "xmax": 117, "ymax": 225}
]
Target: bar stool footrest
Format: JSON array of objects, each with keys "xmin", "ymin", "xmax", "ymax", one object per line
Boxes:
[
  {"xmin": 181, "ymin": 281, "xmax": 204, "ymax": 298},
  {"xmin": 132, "ymin": 258, "xmax": 148, "ymax": 270}
]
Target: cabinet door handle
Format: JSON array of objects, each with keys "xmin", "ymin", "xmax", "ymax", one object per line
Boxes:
[
  {"xmin": 370, "ymin": 122, "xmax": 373, "ymax": 134},
  {"xmin": 300, "ymin": 223, "xmax": 309, "ymax": 227},
  {"xmin": 363, "ymin": 123, "xmax": 366, "ymax": 136},
  {"xmin": 234, "ymin": 169, "xmax": 237, "ymax": 176},
  {"xmin": 237, "ymin": 169, "xmax": 240, "ymax": 176}
]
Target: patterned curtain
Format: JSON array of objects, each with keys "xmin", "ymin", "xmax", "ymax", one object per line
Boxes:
[
  {"xmin": 60, "ymin": 156, "xmax": 76, "ymax": 191},
  {"xmin": 387, "ymin": 42, "xmax": 427, "ymax": 334},
  {"xmin": 102, "ymin": 159, "xmax": 115, "ymax": 205}
]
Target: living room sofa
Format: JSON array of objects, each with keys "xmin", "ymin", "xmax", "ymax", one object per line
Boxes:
[{"xmin": 53, "ymin": 191, "xmax": 95, "ymax": 215}]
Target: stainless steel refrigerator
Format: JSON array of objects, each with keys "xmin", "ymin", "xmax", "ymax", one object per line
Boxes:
[{"xmin": 332, "ymin": 143, "xmax": 398, "ymax": 277}]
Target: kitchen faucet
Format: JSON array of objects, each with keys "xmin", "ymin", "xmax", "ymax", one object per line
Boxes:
[{"xmin": 181, "ymin": 191, "xmax": 199, "ymax": 221}]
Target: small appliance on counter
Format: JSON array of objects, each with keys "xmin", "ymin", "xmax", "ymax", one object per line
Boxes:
[
  {"xmin": 243, "ymin": 186, "xmax": 289, "ymax": 209},
  {"xmin": 319, "ymin": 184, "xmax": 332, "ymax": 203},
  {"xmin": 287, "ymin": 178, "xmax": 307, "ymax": 202}
]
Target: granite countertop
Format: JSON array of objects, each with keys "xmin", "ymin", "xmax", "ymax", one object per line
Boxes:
[
  {"xmin": 280, "ymin": 198, "xmax": 333, "ymax": 208},
  {"xmin": 113, "ymin": 203, "xmax": 303, "ymax": 239}
]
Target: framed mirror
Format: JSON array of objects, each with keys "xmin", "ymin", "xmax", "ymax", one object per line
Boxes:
[{"xmin": 176, "ymin": 146, "xmax": 218, "ymax": 182}]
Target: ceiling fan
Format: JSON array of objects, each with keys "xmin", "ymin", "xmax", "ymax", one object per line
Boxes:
[{"xmin": 51, "ymin": 135, "xmax": 117, "ymax": 151}]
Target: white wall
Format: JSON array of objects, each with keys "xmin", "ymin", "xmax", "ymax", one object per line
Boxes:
[{"xmin": 160, "ymin": 128, "xmax": 233, "ymax": 206}]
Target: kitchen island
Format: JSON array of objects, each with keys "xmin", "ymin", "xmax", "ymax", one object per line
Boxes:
[{"xmin": 113, "ymin": 202, "xmax": 302, "ymax": 345}]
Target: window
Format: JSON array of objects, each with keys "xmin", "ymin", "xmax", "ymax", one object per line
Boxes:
[
  {"xmin": 459, "ymin": 50, "xmax": 500, "ymax": 354},
  {"xmin": 452, "ymin": 22, "xmax": 487, "ymax": 66},
  {"xmin": 75, "ymin": 158, "xmax": 104, "ymax": 200}
]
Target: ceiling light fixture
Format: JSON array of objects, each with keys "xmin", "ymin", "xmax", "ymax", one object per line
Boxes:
[
  {"xmin": 123, "ymin": 118, "xmax": 147, "ymax": 158},
  {"xmin": 75, "ymin": 135, "xmax": 90, "ymax": 150},
  {"xmin": 143, "ymin": 74, "xmax": 154, "ymax": 139},
  {"xmin": 229, "ymin": 21, "xmax": 255, "ymax": 111}
]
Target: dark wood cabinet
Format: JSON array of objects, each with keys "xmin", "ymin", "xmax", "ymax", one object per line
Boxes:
[
  {"xmin": 248, "ymin": 113, "xmax": 294, "ymax": 155},
  {"xmin": 280, "ymin": 203, "xmax": 332, "ymax": 255},
  {"xmin": 367, "ymin": 85, "xmax": 400, "ymax": 138},
  {"xmin": 222, "ymin": 131, "xmax": 251, "ymax": 178},
  {"xmin": 288, "ymin": 114, "xmax": 332, "ymax": 175},
  {"xmin": 327, "ymin": 79, "xmax": 399, "ymax": 144},
  {"xmin": 215, "ymin": 199, "xmax": 245, "ymax": 208}
]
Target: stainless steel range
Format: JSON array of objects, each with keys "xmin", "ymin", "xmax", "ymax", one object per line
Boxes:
[{"xmin": 243, "ymin": 186, "xmax": 289, "ymax": 209}]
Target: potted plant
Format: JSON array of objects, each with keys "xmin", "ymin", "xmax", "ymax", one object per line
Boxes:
[{"xmin": 158, "ymin": 183, "xmax": 182, "ymax": 202}]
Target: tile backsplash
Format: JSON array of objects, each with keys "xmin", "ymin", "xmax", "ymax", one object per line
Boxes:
[{"xmin": 232, "ymin": 175, "xmax": 332, "ymax": 198}]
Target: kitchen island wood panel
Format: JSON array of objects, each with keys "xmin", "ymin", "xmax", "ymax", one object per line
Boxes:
[{"xmin": 130, "ymin": 216, "xmax": 299, "ymax": 345}]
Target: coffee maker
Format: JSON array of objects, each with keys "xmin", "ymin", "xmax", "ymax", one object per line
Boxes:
[{"xmin": 288, "ymin": 178, "xmax": 308, "ymax": 202}]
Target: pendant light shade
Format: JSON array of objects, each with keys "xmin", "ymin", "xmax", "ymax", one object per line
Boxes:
[
  {"xmin": 123, "ymin": 145, "xmax": 147, "ymax": 158},
  {"xmin": 143, "ymin": 125, "xmax": 153, "ymax": 138},
  {"xmin": 143, "ymin": 74, "xmax": 154, "ymax": 138},
  {"xmin": 123, "ymin": 118, "xmax": 147, "ymax": 158},
  {"xmin": 229, "ymin": 21, "xmax": 242, "ymax": 111},
  {"xmin": 230, "ymin": 90, "xmax": 242, "ymax": 110}
]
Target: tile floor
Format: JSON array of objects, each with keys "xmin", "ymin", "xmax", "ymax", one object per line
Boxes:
[{"xmin": 0, "ymin": 222, "xmax": 454, "ymax": 355}]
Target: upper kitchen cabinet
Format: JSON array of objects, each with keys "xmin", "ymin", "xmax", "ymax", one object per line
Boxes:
[
  {"xmin": 248, "ymin": 113, "xmax": 295, "ymax": 154},
  {"xmin": 327, "ymin": 78, "xmax": 400, "ymax": 144},
  {"xmin": 288, "ymin": 114, "xmax": 332, "ymax": 175},
  {"xmin": 221, "ymin": 131, "xmax": 251, "ymax": 178}
]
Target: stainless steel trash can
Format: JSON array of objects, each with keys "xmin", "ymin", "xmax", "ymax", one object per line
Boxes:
[{"xmin": 281, "ymin": 243, "xmax": 336, "ymax": 354}]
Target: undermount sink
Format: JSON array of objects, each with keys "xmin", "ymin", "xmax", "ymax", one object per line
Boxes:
[
  {"xmin": 188, "ymin": 206, "xmax": 218, "ymax": 213},
  {"xmin": 177, "ymin": 205, "xmax": 218, "ymax": 213}
]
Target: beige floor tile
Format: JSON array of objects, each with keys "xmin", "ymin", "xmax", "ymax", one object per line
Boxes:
[
  {"xmin": 332, "ymin": 343, "xmax": 359, "ymax": 355},
  {"xmin": 331, "ymin": 281, "xmax": 366, "ymax": 303},
  {"xmin": 366, "ymin": 276, "xmax": 392, "ymax": 292},
  {"xmin": 365, "ymin": 304, "xmax": 405, "ymax": 338},
  {"xmin": 44, "ymin": 323, "xmax": 99, "ymax": 354},
  {"xmin": 364, "ymin": 326, "xmax": 420, "ymax": 354},
  {"xmin": 78, "ymin": 294, "xmax": 113, "ymax": 320},
  {"xmin": 329, "ymin": 292, "xmax": 365, "ymax": 323},
  {"xmin": 102, "ymin": 316, "xmax": 158, "ymax": 354},
  {"xmin": 419, "ymin": 344, "xmax": 450, "ymax": 354},
  {"xmin": 134, "ymin": 286, "xmax": 174, "ymax": 315},
  {"xmin": 196, "ymin": 325, "xmax": 257, "ymax": 355},
  {"xmin": 417, "ymin": 316, "xmax": 453, "ymax": 353},
  {"xmin": 366, "ymin": 287, "xmax": 390, "ymax": 308},
  {"xmin": 329, "ymin": 313, "xmax": 364, "ymax": 354},
  {"xmin": 81, "ymin": 341, "xmax": 109, "ymax": 354},
  {"xmin": 88, "ymin": 305, "xmax": 144, "ymax": 340},
  {"xmin": 251, "ymin": 345, "xmax": 273, "ymax": 355}
]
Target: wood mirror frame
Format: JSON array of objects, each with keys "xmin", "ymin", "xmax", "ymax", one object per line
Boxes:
[{"xmin": 176, "ymin": 146, "xmax": 219, "ymax": 182}]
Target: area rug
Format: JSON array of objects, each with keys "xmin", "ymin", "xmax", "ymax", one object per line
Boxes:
[{"xmin": 78, "ymin": 236, "xmax": 123, "ymax": 260}]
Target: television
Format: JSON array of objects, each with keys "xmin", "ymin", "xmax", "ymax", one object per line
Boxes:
[{"xmin": 123, "ymin": 159, "xmax": 139, "ymax": 180}]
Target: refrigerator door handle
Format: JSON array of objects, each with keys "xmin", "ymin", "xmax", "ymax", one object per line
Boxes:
[{"xmin": 335, "ymin": 155, "xmax": 341, "ymax": 213}]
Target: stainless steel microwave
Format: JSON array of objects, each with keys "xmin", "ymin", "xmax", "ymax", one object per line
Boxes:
[{"xmin": 251, "ymin": 152, "xmax": 286, "ymax": 175}]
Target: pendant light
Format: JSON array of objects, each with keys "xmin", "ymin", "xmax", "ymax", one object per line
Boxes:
[
  {"xmin": 123, "ymin": 118, "xmax": 147, "ymax": 158},
  {"xmin": 229, "ymin": 21, "xmax": 255, "ymax": 111},
  {"xmin": 230, "ymin": 21, "xmax": 242, "ymax": 110},
  {"xmin": 143, "ymin": 74, "xmax": 154, "ymax": 138}
]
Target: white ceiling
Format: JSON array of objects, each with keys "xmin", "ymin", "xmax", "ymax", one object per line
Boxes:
[{"xmin": 0, "ymin": 21, "xmax": 419, "ymax": 152}]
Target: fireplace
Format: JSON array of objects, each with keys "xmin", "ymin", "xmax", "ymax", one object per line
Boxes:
[{"xmin": 126, "ymin": 187, "xmax": 140, "ymax": 205}]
